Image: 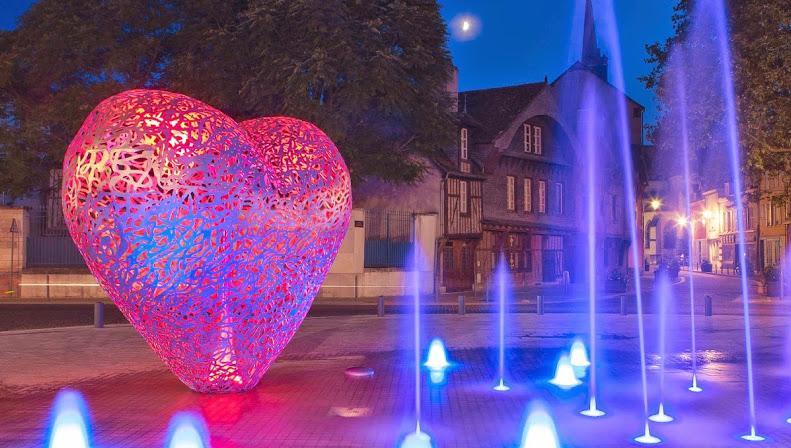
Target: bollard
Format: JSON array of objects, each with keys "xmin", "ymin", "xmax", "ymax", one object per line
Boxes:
[
  {"xmin": 536, "ymin": 295, "xmax": 544, "ymax": 315},
  {"xmin": 458, "ymin": 295, "xmax": 466, "ymax": 315},
  {"xmin": 94, "ymin": 302, "xmax": 105, "ymax": 328},
  {"xmin": 377, "ymin": 295, "xmax": 385, "ymax": 317},
  {"xmin": 620, "ymin": 295, "xmax": 628, "ymax": 315},
  {"xmin": 704, "ymin": 295, "xmax": 713, "ymax": 316}
]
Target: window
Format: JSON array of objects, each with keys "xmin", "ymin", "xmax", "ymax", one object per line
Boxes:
[
  {"xmin": 523, "ymin": 178, "xmax": 532, "ymax": 212},
  {"xmin": 522, "ymin": 235, "xmax": 533, "ymax": 272},
  {"xmin": 538, "ymin": 180, "xmax": 546, "ymax": 213},
  {"xmin": 459, "ymin": 180, "xmax": 468, "ymax": 214},
  {"xmin": 746, "ymin": 205, "xmax": 753, "ymax": 229},
  {"xmin": 523, "ymin": 124, "xmax": 532, "ymax": 153},
  {"xmin": 772, "ymin": 201, "xmax": 782, "ymax": 226},
  {"xmin": 533, "ymin": 126, "xmax": 542, "ymax": 155},
  {"xmin": 506, "ymin": 176, "xmax": 516, "ymax": 211},
  {"xmin": 460, "ymin": 128, "xmax": 468, "ymax": 160},
  {"xmin": 443, "ymin": 245, "xmax": 454, "ymax": 271},
  {"xmin": 555, "ymin": 182, "xmax": 563, "ymax": 215}
]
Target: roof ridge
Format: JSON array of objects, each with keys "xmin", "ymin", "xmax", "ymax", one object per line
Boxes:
[{"xmin": 460, "ymin": 81, "xmax": 545, "ymax": 95}]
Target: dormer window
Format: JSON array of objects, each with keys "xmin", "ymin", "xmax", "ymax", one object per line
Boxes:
[
  {"xmin": 533, "ymin": 126, "xmax": 542, "ymax": 155},
  {"xmin": 460, "ymin": 128, "xmax": 468, "ymax": 160},
  {"xmin": 523, "ymin": 124, "xmax": 532, "ymax": 153}
]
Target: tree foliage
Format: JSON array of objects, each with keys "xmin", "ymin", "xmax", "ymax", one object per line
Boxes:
[
  {"xmin": 642, "ymin": 0, "xmax": 790, "ymax": 197},
  {"xmin": 0, "ymin": 0, "xmax": 455, "ymax": 198}
]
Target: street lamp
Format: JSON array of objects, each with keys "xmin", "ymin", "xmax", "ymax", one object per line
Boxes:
[
  {"xmin": 9, "ymin": 218, "xmax": 19, "ymax": 295},
  {"xmin": 649, "ymin": 198, "xmax": 662, "ymax": 211},
  {"xmin": 676, "ymin": 215, "xmax": 689, "ymax": 227}
]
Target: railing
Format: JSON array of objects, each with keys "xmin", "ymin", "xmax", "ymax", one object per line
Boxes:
[
  {"xmin": 364, "ymin": 209, "xmax": 413, "ymax": 268},
  {"xmin": 26, "ymin": 205, "xmax": 86, "ymax": 267}
]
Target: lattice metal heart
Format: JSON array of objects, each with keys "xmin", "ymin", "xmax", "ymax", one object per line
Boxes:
[{"xmin": 62, "ymin": 90, "xmax": 351, "ymax": 393}]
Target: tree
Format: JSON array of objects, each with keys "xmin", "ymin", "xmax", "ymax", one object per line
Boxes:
[
  {"xmin": 642, "ymin": 0, "xmax": 790, "ymax": 197},
  {"xmin": 0, "ymin": 0, "xmax": 455, "ymax": 198}
]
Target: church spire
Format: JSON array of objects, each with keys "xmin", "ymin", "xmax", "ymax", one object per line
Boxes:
[{"xmin": 580, "ymin": 0, "xmax": 608, "ymax": 80}]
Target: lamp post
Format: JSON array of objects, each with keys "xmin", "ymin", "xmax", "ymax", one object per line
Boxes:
[
  {"xmin": 650, "ymin": 198, "xmax": 662, "ymax": 211},
  {"xmin": 9, "ymin": 218, "xmax": 19, "ymax": 295}
]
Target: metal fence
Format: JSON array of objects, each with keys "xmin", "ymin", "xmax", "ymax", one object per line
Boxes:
[
  {"xmin": 26, "ymin": 204, "xmax": 86, "ymax": 267},
  {"xmin": 364, "ymin": 209, "xmax": 413, "ymax": 268}
]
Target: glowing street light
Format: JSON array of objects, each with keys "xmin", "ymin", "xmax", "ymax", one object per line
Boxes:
[
  {"xmin": 649, "ymin": 198, "xmax": 661, "ymax": 211},
  {"xmin": 461, "ymin": 20, "xmax": 470, "ymax": 32},
  {"xmin": 702, "ymin": 209, "xmax": 714, "ymax": 220},
  {"xmin": 676, "ymin": 215, "xmax": 689, "ymax": 227}
]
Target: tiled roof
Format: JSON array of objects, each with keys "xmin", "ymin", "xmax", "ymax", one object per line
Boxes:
[{"xmin": 459, "ymin": 82, "xmax": 546, "ymax": 142}]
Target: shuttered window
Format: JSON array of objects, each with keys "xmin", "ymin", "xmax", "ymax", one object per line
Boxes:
[{"xmin": 506, "ymin": 176, "xmax": 515, "ymax": 211}]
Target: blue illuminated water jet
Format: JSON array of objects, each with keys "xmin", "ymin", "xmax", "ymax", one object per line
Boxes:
[
  {"xmin": 400, "ymin": 239, "xmax": 432, "ymax": 448},
  {"xmin": 649, "ymin": 403, "xmax": 674, "ymax": 424},
  {"xmin": 570, "ymin": 339, "xmax": 590, "ymax": 369},
  {"xmin": 549, "ymin": 353, "xmax": 582, "ymax": 389},
  {"xmin": 672, "ymin": 55, "xmax": 703, "ymax": 394},
  {"xmin": 633, "ymin": 422, "xmax": 661, "ymax": 445},
  {"xmin": 578, "ymin": 82, "xmax": 604, "ymax": 418},
  {"xmin": 165, "ymin": 412, "xmax": 209, "ymax": 448},
  {"xmin": 47, "ymin": 389, "xmax": 91, "ymax": 448},
  {"xmin": 598, "ymin": 0, "xmax": 657, "ymax": 442},
  {"xmin": 649, "ymin": 273, "xmax": 674, "ymax": 423},
  {"xmin": 493, "ymin": 253, "xmax": 510, "ymax": 392},
  {"xmin": 425, "ymin": 338, "xmax": 451, "ymax": 385},
  {"xmin": 424, "ymin": 338, "xmax": 451, "ymax": 371},
  {"xmin": 401, "ymin": 430, "xmax": 432, "ymax": 448},
  {"xmin": 696, "ymin": 0, "xmax": 761, "ymax": 440},
  {"xmin": 520, "ymin": 401, "xmax": 560, "ymax": 448}
]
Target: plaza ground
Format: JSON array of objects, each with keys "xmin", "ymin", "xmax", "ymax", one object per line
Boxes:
[{"xmin": 2, "ymin": 308, "xmax": 791, "ymax": 447}]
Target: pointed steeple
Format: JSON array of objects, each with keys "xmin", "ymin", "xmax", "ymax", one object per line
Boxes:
[{"xmin": 580, "ymin": 0, "xmax": 608, "ymax": 80}]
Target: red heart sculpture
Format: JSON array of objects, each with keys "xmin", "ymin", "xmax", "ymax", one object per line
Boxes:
[{"xmin": 62, "ymin": 89, "xmax": 351, "ymax": 392}]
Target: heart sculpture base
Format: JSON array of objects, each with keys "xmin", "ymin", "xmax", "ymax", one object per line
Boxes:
[{"xmin": 62, "ymin": 90, "xmax": 351, "ymax": 393}]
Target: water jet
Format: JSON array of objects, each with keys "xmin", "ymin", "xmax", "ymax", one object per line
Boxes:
[
  {"xmin": 549, "ymin": 353, "xmax": 582, "ymax": 389},
  {"xmin": 165, "ymin": 412, "xmax": 209, "ymax": 448},
  {"xmin": 47, "ymin": 389, "xmax": 91, "ymax": 448},
  {"xmin": 520, "ymin": 402, "xmax": 560, "ymax": 448}
]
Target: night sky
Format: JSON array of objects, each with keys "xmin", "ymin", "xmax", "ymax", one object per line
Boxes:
[{"xmin": 0, "ymin": 0, "xmax": 674, "ymax": 124}]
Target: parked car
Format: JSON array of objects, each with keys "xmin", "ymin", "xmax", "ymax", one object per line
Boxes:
[{"xmin": 700, "ymin": 259, "xmax": 713, "ymax": 273}]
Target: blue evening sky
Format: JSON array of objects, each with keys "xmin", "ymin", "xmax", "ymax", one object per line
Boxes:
[
  {"xmin": 440, "ymin": 0, "xmax": 676, "ymax": 124},
  {"xmin": 0, "ymin": 0, "xmax": 674, "ymax": 123}
]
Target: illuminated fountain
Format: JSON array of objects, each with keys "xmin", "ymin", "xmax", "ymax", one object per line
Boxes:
[
  {"xmin": 672, "ymin": 55, "xmax": 703, "ymax": 393},
  {"xmin": 579, "ymin": 79, "xmax": 604, "ymax": 418},
  {"xmin": 706, "ymin": 0, "xmax": 762, "ymax": 440},
  {"xmin": 47, "ymin": 390, "xmax": 91, "ymax": 448},
  {"xmin": 165, "ymin": 412, "xmax": 209, "ymax": 448},
  {"xmin": 549, "ymin": 353, "xmax": 582, "ymax": 389},
  {"xmin": 598, "ymin": 0, "xmax": 659, "ymax": 443},
  {"xmin": 519, "ymin": 401, "xmax": 560, "ymax": 448},
  {"xmin": 400, "ymin": 243, "xmax": 432, "ymax": 448},
  {"xmin": 493, "ymin": 253, "xmax": 511, "ymax": 392},
  {"xmin": 649, "ymin": 273, "xmax": 674, "ymax": 423},
  {"xmin": 425, "ymin": 338, "xmax": 452, "ymax": 384},
  {"xmin": 569, "ymin": 338, "xmax": 590, "ymax": 369}
]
